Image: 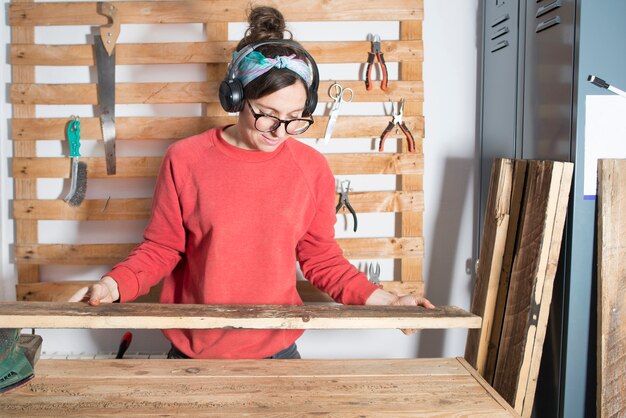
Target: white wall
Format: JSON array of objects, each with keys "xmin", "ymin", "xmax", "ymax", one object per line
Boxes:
[{"xmin": 0, "ymin": 0, "xmax": 479, "ymax": 359}]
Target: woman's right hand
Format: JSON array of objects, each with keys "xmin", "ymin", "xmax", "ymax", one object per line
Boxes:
[{"xmin": 68, "ymin": 276, "xmax": 120, "ymax": 305}]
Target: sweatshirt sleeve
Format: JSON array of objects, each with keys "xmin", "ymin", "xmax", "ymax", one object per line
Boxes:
[
  {"xmin": 106, "ymin": 147, "xmax": 185, "ymax": 302},
  {"xmin": 296, "ymin": 160, "xmax": 379, "ymax": 305}
]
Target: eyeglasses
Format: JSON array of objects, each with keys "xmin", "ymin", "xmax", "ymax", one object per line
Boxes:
[{"xmin": 246, "ymin": 101, "xmax": 314, "ymax": 135}]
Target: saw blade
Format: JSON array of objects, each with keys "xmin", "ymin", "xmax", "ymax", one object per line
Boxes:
[{"xmin": 95, "ymin": 34, "xmax": 116, "ymax": 175}]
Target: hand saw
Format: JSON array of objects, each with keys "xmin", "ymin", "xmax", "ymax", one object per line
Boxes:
[{"xmin": 95, "ymin": 2, "xmax": 120, "ymax": 175}]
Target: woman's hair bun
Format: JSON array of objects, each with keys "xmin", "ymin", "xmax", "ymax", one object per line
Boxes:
[{"xmin": 241, "ymin": 6, "xmax": 291, "ymax": 46}]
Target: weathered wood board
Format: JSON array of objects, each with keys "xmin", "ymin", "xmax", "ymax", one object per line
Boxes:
[
  {"xmin": 597, "ymin": 159, "xmax": 626, "ymax": 418},
  {"xmin": 0, "ymin": 301, "xmax": 480, "ymax": 330},
  {"xmin": 465, "ymin": 158, "xmax": 513, "ymax": 375},
  {"xmin": 492, "ymin": 161, "xmax": 573, "ymax": 417},
  {"xmin": 0, "ymin": 358, "xmax": 518, "ymax": 417}
]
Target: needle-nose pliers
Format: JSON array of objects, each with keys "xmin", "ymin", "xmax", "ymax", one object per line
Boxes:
[{"xmin": 335, "ymin": 180, "xmax": 358, "ymax": 232}]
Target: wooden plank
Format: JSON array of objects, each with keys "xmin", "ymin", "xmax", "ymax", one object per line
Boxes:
[
  {"xmin": 0, "ymin": 358, "xmax": 517, "ymax": 417},
  {"xmin": 457, "ymin": 357, "xmax": 521, "ymax": 417},
  {"xmin": 11, "ymin": 0, "xmax": 39, "ymax": 285},
  {"xmin": 17, "ymin": 280, "xmax": 424, "ymax": 303},
  {"xmin": 492, "ymin": 161, "xmax": 573, "ymax": 416},
  {"xmin": 10, "ymin": 81, "xmax": 423, "ymax": 105},
  {"xmin": 14, "ymin": 237, "xmax": 423, "ymax": 265},
  {"xmin": 10, "ymin": 40, "xmax": 423, "ymax": 65},
  {"xmin": 398, "ymin": 20, "xmax": 423, "ymax": 284},
  {"xmin": 13, "ymin": 192, "xmax": 423, "ymax": 220},
  {"xmin": 17, "ymin": 281, "xmax": 163, "ymax": 304},
  {"xmin": 0, "ymin": 301, "xmax": 481, "ymax": 330},
  {"xmin": 12, "ymin": 154, "xmax": 424, "ymax": 178},
  {"xmin": 517, "ymin": 162, "xmax": 572, "ymax": 418},
  {"xmin": 9, "ymin": 0, "xmax": 423, "ymax": 26},
  {"xmin": 597, "ymin": 159, "xmax": 626, "ymax": 418},
  {"xmin": 11, "ymin": 115, "xmax": 425, "ymax": 140},
  {"xmin": 484, "ymin": 160, "xmax": 528, "ymax": 384},
  {"xmin": 465, "ymin": 159, "xmax": 513, "ymax": 375}
]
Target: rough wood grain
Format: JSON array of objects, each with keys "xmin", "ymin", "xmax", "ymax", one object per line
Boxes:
[
  {"xmin": 484, "ymin": 160, "xmax": 528, "ymax": 384},
  {"xmin": 465, "ymin": 159, "xmax": 513, "ymax": 375},
  {"xmin": 0, "ymin": 358, "xmax": 518, "ymax": 417},
  {"xmin": 492, "ymin": 161, "xmax": 573, "ymax": 416},
  {"xmin": 16, "ymin": 280, "xmax": 424, "ymax": 303},
  {"xmin": 12, "ymin": 153, "xmax": 424, "ymax": 178},
  {"xmin": 11, "ymin": 115, "xmax": 424, "ymax": 140},
  {"xmin": 11, "ymin": 0, "xmax": 40, "ymax": 284},
  {"xmin": 10, "ymin": 40, "xmax": 423, "ymax": 65},
  {"xmin": 518, "ymin": 162, "xmax": 573, "ymax": 418},
  {"xmin": 10, "ymin": 81, "xmax": 424, "ymax": 105},
  {"xmin": 9, "ymin": 0, "xmax": 423, "ymax": 25},
  {"xmin": 14, "ymin": 237, "xmax": 423, "ymax": 265},
  {"xmin": 0, "ymin": 302, "xmax": 480, "ymax": 330},
  {"xmin": 13, "ymin": 192, "xmax": 423, "ymax": 220},
  {"xmin": 597, "ymin": 159, "xmax": 626, "ymax": 418},
  {"xmin": 398, "ymin": 20, "xmax": 423, "ymax": 284}
]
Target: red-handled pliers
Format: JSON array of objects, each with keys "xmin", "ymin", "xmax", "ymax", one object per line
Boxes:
[
  {"xmin": 365, "ymin": 34, "xmax": 388, "ymax": 91},
  {"xmin": 379, "ymin": 99, "xmax": 416, "ymax": 153}
]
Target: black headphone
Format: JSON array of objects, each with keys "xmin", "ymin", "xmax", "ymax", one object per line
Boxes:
[{"xmin": 219, "ymin": 39, "xmax": 319, "ymax": 115}]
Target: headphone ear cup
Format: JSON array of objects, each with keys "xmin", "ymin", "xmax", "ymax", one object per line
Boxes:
[
  {"xmin": 305, "ymin": 89, "xmax": 318, "ymax": 116},
  {"xmin": 219, "ymin": 79, "xmax": 245, "ymax": 113}
]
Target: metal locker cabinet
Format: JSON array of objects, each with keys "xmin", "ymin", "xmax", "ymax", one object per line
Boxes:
[
  {"xmin": 478, "ymin": 0, "xmax": 626, "ymax": 417},
  {"xmin": 520, "ymin": 2, "xmax": 577, "ymax": 418},
  {"xmin": 478, "ymin": 0, "xmax": 522, "ymax": 225}
]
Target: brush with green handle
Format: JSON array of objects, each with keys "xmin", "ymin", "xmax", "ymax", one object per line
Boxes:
[{"xmin": 64, "ymin": 117, "xmax": 87, "ymax": 206}]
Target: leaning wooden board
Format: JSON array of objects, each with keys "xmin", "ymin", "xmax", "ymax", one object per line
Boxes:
[
  {"xmin": 0, "ymin": 358, "xmax": 518, "ymax": 417},
  {"xmin": 0, "ymin": 302, "xmax": 480, "ymax": 330},
  {"xmin": 492, "ymin": 161, "xmax": 573, "ymax": 417},
  {"xmin": 597, "ymin": 159, "xmax": 626, "ymax": 418}
]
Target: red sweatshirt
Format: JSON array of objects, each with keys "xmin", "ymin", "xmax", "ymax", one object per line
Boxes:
[{"xmin": 107, "ymin": 127, "xmax": 379, "ymax": 358}]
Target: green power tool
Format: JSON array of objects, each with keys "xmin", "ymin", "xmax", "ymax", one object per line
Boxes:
[{"xmin": 0, "ymin": 329, "xmax": 34, "ymax": 393}]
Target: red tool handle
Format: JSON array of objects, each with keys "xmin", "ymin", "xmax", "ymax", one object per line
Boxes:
[
  {"xmin": 399, "ymin": 122, "xmax": 416, "ymax": 153},
  {"xmin": 378, "ymin": 53, "xmax": 388, "ymax": 91},
  {"xmin": 365, "ymin": 52, "xmax": 375, "ymax": 91},
  {"xmin": 378, "ymin": 121, "xmax": 395, "ymax": 152},
  {"xmin": 116, "ymin": 331, "xmax": 133, "ymax": 359}
]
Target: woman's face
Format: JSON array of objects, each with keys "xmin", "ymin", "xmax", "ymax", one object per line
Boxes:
[{"xmin": 235, "ymin": 82, "xmax": 308, "ymax": 152}]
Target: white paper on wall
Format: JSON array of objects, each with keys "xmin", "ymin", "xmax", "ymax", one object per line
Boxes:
[{"xmin": 584, "ymin": 95, "xmax": 626, "ymax": 198}]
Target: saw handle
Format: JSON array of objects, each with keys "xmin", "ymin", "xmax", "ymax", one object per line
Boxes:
[{"xmin": 97, "ymin": 2, "xmax": 120, "ymax": 56}]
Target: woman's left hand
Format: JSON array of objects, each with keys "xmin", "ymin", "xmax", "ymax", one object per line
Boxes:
[
  {"xmin": 365, "ymin": 289, "xmax": 436, "ymax": 335},
  {"xmin": 390, "ymin": 294, "xmax": 436, "ymax": 335}
]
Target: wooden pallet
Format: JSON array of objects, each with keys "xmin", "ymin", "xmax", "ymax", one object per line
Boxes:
[{"xmin": 8, "ymin": 0, "xmax": 425, "ymax": 302}]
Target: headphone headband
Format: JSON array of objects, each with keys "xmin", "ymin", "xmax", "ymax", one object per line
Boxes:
[{"xmin": 219, "ymin": 39, "xmax": 319, "ymax": 115}]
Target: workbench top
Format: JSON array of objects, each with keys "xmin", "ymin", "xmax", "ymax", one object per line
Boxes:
[{"xmin": 0, "ymin": 357, "xmax": 518, "ymax": 417}]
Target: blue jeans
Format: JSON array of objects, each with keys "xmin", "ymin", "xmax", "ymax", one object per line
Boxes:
[{"xmin": 167, "ymin": 343, "xmax": 301, "ymax": 359}]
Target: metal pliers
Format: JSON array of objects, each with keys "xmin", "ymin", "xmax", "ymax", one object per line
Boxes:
[
  {"xmin": 379, "ymin": 99, "xmax": 416, "ymax": 153},
  {"xmin": 335, "ymin": 180, "xmax": 358, "ymax": 232},
  {"xmin": 365, "ymin": 34, "xmax": 388, "ymax": 91}
]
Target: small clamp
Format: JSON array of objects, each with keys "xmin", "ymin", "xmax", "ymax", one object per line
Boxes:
[
  {"xmin": 335, "ymin": 180, "xmax": 358, "ymax": 232},
  {"xmin": 379, "ymin": 99, "xmax": 416, "ymax": 153},
  {"xmin": 365, "ymin": 34, "xmax": 388, "ymax": 91}
]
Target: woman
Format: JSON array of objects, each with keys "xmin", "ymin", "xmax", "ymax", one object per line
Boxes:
[{"xmin": 70, "ymin": 6, "xmax": 434, "ymax": 359}]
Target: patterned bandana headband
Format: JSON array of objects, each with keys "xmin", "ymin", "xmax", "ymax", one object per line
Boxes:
[{"xmin": 235, "ymin": 51, "xmax": 313, "ymax": 88}]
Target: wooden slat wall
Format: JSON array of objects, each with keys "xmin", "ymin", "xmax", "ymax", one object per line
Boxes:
[{"xmin": 8, "ymin": 0, "xmax": 425, "ymax": 302}]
